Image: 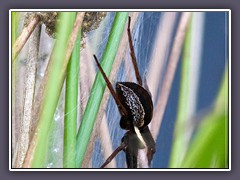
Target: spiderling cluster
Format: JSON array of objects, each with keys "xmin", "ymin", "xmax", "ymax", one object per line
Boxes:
[{"xmin": 24, "ymin": 12, "xmax": 107, "ymax": 47}]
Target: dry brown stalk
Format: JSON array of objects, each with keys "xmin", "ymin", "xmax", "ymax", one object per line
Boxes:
[
  {"xmin": 12, "ymin": 14, "xmax": 40, "ymax": 61},
  {"xmin": 151, "ymin": 12, "xmax": 192, "ymax": 140},
  {"xmin": 13, "ymin": 24, "xmax": 41, "ymax": 168},
  {"xmin": 22, "ymin": 12, "xmax": 85, "ymax": 168}
]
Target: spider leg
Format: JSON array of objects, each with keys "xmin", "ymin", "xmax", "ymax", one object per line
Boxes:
[
  {"xmin": 127, "ymin": 16, "xmax": 143, "ymax": 86},
  {"xmin": 93, "ymin": 55, "xmax": 128, "ymax": 116},
  {"xmin": 140, "ymin": 126, "xmax": 156, "ymax": 166},
  {"xmin": 100, "ymin": 141, "xmax": 128, "ymax": 168}
]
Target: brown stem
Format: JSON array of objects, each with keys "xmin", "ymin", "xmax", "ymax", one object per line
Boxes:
[
  {"xmin": 23, "ymin": 12, "xmax": 85, "ymax": 168},
  {"xmin": 63, "ymin": 12, "xmax": 85, "ymax": 69},
  {"xmin": 147, "ymin": 12, "xmax": 177, "ymax": 103},
  {"xmin": 14, "ymin": 24, "xmax": 41, "ymax": 168},
  {"xmin": 12, "ymin": 14, "xmax": 40, "ymax": 61},
  {"xmin": 151, "ymin": 12, "xmax": 192, "ymax": 140},
  {"xmin": 138, "ymin": 12, "xmax": 178, "ymax": 168}
]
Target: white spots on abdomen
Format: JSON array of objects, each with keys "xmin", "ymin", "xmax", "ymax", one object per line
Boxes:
[{"xmin": 119, "ymin": 83, "xmax": 145, "ymax": 127}]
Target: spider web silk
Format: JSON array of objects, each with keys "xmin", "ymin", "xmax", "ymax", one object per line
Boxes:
[
  {"xmin": 90, "ymin": 12, "xmax": 165, "ymax": 168},
  {"xmin": 18, "ymin": 12, "xmax": 172, "ymax": 168},
  {"xmin": 45, "ymin": 12, "xmax": 166, "ymax": 168},
  {"xmin": 13, "ymin": 12, "xmax": 173, "ymax": 168}
]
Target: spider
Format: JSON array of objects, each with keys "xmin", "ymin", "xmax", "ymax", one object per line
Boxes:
[{"xmin": 93, "ymin": 16, "xmax": 155, "ymax": 168}]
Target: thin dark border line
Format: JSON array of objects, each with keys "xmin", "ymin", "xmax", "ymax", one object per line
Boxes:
[
  {"xmin": 9, "ymin": 10, "xmax": 231, "ymax": 171},
  {"xmin": 10, "ymin": 9, "xmax": 231, "ymax": 13},
  {"xmin": 9, "ymin": 9, "xmax": 231, "ymax": 171}
]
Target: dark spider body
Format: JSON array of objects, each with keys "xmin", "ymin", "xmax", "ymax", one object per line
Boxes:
[
  {"xmin": 116, "ymin": 82, "xmax": 153, "ymax": 131},
  {"xmin": 116, "ymin": 82, "xmax": 154, "ymax": 168},
  {"xmin": 94, "ymin": 16, "xmax": 156, "ymax": 168}
]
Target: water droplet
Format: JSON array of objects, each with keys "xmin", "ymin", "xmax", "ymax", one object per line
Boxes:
[
  {"xmin": 53, "ymin": 148, "xmax": 59, "ymax": 153},
  {"xmin": 47, "ymin": 162, "xmax": 53, "ymax": 168},
  {"xmin": 54, "ymin": 113, "xmax": 60, "ymax": 121}
]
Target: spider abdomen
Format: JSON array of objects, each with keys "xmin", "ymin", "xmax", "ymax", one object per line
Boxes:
[{"xmin": 116, "ymin": 82, "xmax": 153, "ymax": 130}]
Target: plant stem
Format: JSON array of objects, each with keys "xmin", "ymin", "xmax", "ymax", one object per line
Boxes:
[
  {"xmin": 12, "ymin": 14, "xmax": 40, "ymax": 61},
  {"xmin": 180, "ymin": 63, "xmax": 228, "ymax": 168},
  {"xmin": 181, "ymin": 111, "xmax": 226, "ymax": 168},
  {"xmin": 14, "ymin": 23, "xmax": 41, "ymax": 168},
  {"xmin": 83, "ymin": 12, "xmax": 140, "ymax": 168},
  {"xmin": 76, "ymin": 12, "xmax": 129, "ymax": 168},
  {"xmin": 138, "ymin": 12, "xmax": 177, "ymax": 168},
  {"xmin": 63, "ymin": 28, "xmax": 81, "ymax": 168},
  {"xmin": 169, "ymin": 17, "xmax": 192, "ymax": 168},
  {"xmin": 151, "ymin": 12, "xmax": 192, "ymax": 140},
  {"xmin": 11, "ymin": 11, "xmax": 19, "ymax": 155},
  {"xmin": 23, "ymin": 12, "xmax": 85, "ymax": 168}
]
